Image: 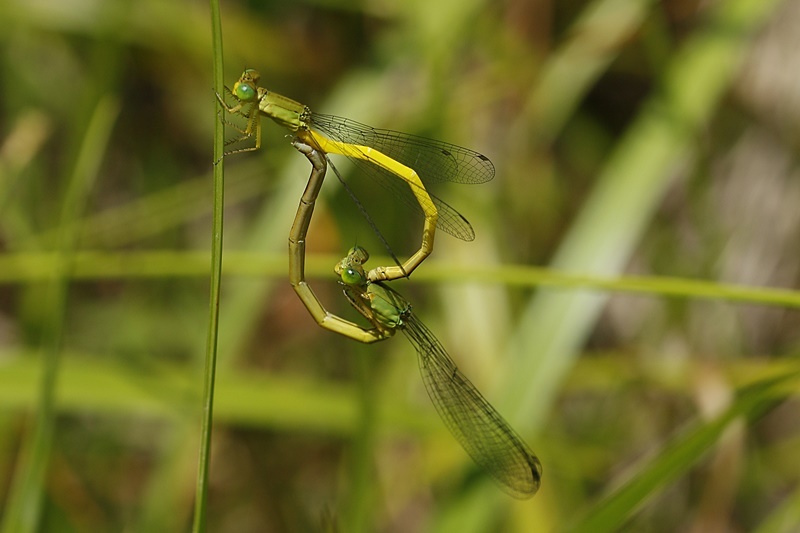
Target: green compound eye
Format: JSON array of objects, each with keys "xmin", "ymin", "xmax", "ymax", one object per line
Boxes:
[
  {"xmin": 341, "ymin": 267, "xmax": 363, "ymax": 286},
  {"xmin": 234, "ymin": 83, "xmax": 256, "ymax": 101}
]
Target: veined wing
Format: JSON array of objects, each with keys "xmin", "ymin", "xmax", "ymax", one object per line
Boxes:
[
  {"xmin": 309, "ymin": 113, "xmax": 494, "ymax": 241},
  {"xmin": 399, "ymin": 309, "xmax": 542, "ymax": 498},
  {"xmin": 310, "ymin": 113, "xmax": 495, "ymax": 185}
]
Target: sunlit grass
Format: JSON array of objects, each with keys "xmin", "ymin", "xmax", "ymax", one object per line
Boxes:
[{"xmin": 0, "ymin": 0, "xmax": 798, "ymax": 531}]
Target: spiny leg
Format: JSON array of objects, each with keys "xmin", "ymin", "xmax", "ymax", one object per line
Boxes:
[{"xmin": 215, "ymin": 92, "xmax": 262, "ymax": 160}]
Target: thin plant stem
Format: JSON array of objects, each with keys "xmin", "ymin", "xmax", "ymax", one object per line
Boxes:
[{"xmin": 191, "ymin": 0, "xmax": 225, "ymax": 530}]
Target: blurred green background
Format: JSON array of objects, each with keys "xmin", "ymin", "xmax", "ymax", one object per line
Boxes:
[{"xmin": 1, "ymin": 0, "xmax": 800, "ymax": 531}]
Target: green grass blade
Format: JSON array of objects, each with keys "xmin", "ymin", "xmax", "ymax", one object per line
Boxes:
[
  {"xmin": 504, "ymin": 0, "xmax": 786, "ymax": 433},
  {"xmin": 568, "ymin": 370, "xmax": 800, "ymax": 533},
  {"xmin": 521, "ymin": 0, "xmax": 657, "ymax": 141},
  {"xmin": 2, "ymin": 251, "xmax": 798, "ymax": 309},
  {"xmin": 436, "ymin": 0, "xmax": 786, "ymax": 529},
  {"xmin": 191, "ymin": 0, "xmax": 225, "ymax": 530}
]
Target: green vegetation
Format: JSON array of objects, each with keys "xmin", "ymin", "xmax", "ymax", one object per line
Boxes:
[{"xmin": 0, "ymin": 0, "xmax": 798, "ymax": 531}]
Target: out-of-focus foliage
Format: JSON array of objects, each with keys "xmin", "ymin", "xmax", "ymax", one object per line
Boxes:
[{"xmin": 1, "ymin": 0, "xmax": 799, "ymax": 531}]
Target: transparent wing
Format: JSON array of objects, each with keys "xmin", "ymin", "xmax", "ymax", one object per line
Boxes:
[
  {"xmin": 310, "ymin": 113, "xmax": 495, "ymax": 185},
  {"xmin": 400, "ymin": 309, "xmax": 541, "ymax": 498},
  {"xmin": 309, "ymin": 113, "xmax": 495, "ymax": 241}
]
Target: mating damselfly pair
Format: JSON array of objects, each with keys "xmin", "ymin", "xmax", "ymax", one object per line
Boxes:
[{"xmin": 217, "ymin": 69, "xmax": 541, "ymax": 498}]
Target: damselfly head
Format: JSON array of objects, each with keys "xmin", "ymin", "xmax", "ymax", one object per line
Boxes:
[
  {"xmin": 232, "ymin": 69, "xmax": 261, "ymax": 102},
  {"xmin": 346, "ymin": 246, "xmax": 370, "ymax": 265},
  {"xmin": 335, "ymin": 247, "xmax": 369, "ymax": 287},
  {"xmin": 240, "ymin": 68, "xmax": 260, "ymax": 85}
]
